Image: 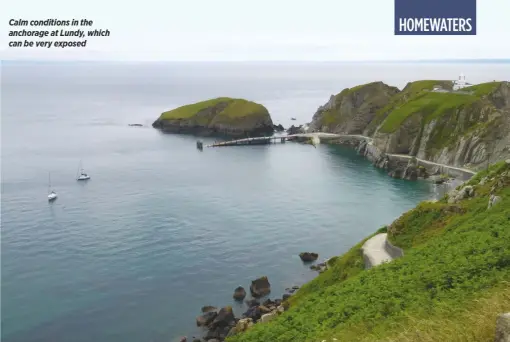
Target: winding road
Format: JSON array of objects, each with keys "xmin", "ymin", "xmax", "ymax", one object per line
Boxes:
[{"xmin": 296, "ymin": 133, "xmax": 475, "ymax": 175}]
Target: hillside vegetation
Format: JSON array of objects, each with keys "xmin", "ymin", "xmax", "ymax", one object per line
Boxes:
[
  {"xmin": 309, "ymin": 80, "xmax": 510, "ymax": 170},
  {"xmin": 152, "ymin": 97, "xmax": 274, "ymax": 137},
  {"xmin": 227, "ymin": 161, "xmax": 510, "ymax": 342},
  {"xmin": 378, "ymin": 82, "xmax": 501, "ymax": 134},
  {"xmin": 365, "ymin": 80, "xmax": 453, "ymax": 135},
  {"xmin": 159, "ymin": 98, "xmax": 269, "ymax": 122}
]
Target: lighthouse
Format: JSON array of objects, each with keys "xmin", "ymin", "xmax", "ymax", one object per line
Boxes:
[{"xmin": 453, "ymin": 73, "xmax": 472, "ymax": 90}]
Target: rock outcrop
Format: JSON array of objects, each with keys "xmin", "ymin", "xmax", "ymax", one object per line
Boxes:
[
  {"xmin": 372, "ymin": 81, "xmax": 510, "ymax": 171},
  {"xmin": 308, "ymin": 80, "xmax": 510, "ymax": 176},
  {"xmin": 233, "ymin": 286, "xmax": 246, "ymax": 301},
  {"xmin": 308, "ymin": 82, "xmax": 400, "ymax": 134},
  {"xmin": 299, "ymin": 252, "xmax": 319, "ymax": 262},
  {"xmin": 152, "ymin": 97, "xmax": 274, "ymax": 138},
  {"xmin": 249, "ymin": 276, "xmax": 271, "ymax": 298}
]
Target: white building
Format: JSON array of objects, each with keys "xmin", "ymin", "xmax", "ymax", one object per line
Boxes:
[{"xmin": 453, "ymin": 73, "xmax": 473, "ymax": 90}]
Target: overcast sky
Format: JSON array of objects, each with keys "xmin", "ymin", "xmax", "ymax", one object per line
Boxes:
[{"xmin": 1, "ymin": 0, "xmax": 509, "ymax": 61}]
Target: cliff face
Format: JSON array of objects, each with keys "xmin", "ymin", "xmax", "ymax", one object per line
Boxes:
[
  {"xmin": 152, "ymin": 98, "xmax": 274, "ymax": 137},
  {"xmin": 373, "ymin": 82, "xmax": 510, "ymax": 170},
  {"xmin": 309, "ymin": 80, "xmax": 510, "ymax": 171},
  {"xmin": 308, "ymin": 82, "xmax": 400, "ymax": 134}
]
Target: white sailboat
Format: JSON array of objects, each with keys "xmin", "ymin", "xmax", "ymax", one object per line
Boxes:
[
  {"xmin": 48, "ymin": 173, "xmax": 58, "ymax": 201},
  {"xmin": 76, "ymin": 160, "xmax": 91, "ymax": 181}
]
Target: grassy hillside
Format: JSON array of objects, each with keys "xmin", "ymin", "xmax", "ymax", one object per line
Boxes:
[
  {"xmin": 378, "ymin": 92, "xmax": 479, "ymax": 133},
  {"xmin": 159, "ymin": 98, "xmax": 269, "ymax": 122},
  {"xmin": 364, "ymin": 80, "xmax": 453, "ymax": 134},
  {"xmin": 227, "ymin": 161, "xmax": 510, "ymax": 342},
  {"xmin": 377, "ymin": 81, "xmax": 502, "ymax": 134}
]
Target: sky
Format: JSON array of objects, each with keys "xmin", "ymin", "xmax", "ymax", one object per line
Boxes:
[{"xmin": 1, "ymin": 0, "xmax": 510, "ymax": 61}]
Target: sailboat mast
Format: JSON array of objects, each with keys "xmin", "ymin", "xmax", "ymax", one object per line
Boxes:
[{"xmin": 77, "ymin": 160, "xmax": 81, "ymax": 179}]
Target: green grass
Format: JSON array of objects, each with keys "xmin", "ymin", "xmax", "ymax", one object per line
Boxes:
[
  {"xmin": 378, "ymin": 92, "xmax": 478, "ymax": 133},
  {"xmin": 227, "ymin": 162, "xmax": 510, "ymax": 342},
  {"xmin": 159, "ymin": 97, "xmax": 268, "ymax": 121},
  {"xmin": 401, "ymin": 80, "xmax": 453, "ymax": 94},
  {"xmin": 377, "ymin": 81, "xmax": 503, "ymax": 134},
  {"xmin": 365, "ymin": 80, "xmax": 452, "ymax": 134},
  {"xmin": 463, "ymin": 82, "xmax": 502, "ymax": 97}
]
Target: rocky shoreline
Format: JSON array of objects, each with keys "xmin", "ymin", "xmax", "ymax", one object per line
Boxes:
[{"xmin": 178, "ymin": 253, "xmax": 328, "ymax": 342}]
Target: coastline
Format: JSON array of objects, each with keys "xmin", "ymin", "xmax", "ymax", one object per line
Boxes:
[
  {"xmin": 181, "ymin": 137, "xmax": 477, "ymax": 342},
  {"xmin": 288, "ymin": 133, "xmax": 475, "ymax": 182}
]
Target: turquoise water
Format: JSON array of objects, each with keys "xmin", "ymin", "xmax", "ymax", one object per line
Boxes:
[{"xmin": 2, "ymin": 61, "xmax": 503, "ymax": 342}]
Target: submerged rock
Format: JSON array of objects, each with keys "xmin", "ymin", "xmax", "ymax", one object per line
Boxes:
[{"xmin": 299, "ymin": 252, "xmax": 319, "ymax": 262}]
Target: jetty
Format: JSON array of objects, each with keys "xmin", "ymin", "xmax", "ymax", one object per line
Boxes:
[{"xmin": 205, "ymin": 133, "xmax": 371, "ymax": 148}]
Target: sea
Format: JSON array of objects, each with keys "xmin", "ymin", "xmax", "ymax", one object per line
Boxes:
[{"xmin": 1, "ymin": 61, "xmax": 507, "ymax": 342}]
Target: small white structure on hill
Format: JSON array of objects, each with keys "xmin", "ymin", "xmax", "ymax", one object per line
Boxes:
[{"xmin": 453, "ymin": 73, "xmax": 473, "ymax": 90}]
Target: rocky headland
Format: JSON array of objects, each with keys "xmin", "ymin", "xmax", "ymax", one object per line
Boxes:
[
  {"xmin": 306, "ymin": 80, "xmax": 510, "ymax": 181},
  {"xmin": 152, "ymin": 97, "xmax": 276, "ymax": 138}
]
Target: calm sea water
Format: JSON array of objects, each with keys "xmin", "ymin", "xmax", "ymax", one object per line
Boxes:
[{"xmin": 1, "ymin": 61, "xmax": 507, "ymax": 342}]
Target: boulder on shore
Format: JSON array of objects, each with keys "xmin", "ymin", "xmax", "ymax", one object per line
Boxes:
[
  {"xmin": 233, "ymin": 286, "xmax": 246, "ymax": 301},
  {"xmin": 250, "ymin": 276, "xmax": 271, "ymax": 297},
  {"xmin": 210, "ymin": 306, "xmax": 235, "ymax": 329},
  {"xmin": 299, "ymin": 252, "xmax": 319, "ymax": 262},
  {"xmin": 201, "ymin": 306, "xmax": 217, "ymax": 313},
  {"xmin": 196, "ymin": 311, "xmax": 217, "ymax": 327},
  {"xmin": 245, "ymin": 298, "xmax": 260, "ymax": 307}
]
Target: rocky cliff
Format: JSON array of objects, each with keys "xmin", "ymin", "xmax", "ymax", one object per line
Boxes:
[
  {"xmin": 152, "ymin": 98, "xmax": 274, "ymax": 137},
  {"xmin": 309, "ymin": 80, "xmax": 510, "ymax": 172},
  {"xmin": 309, "ymin": 81, "xmax": 400, "ymax": 134}
]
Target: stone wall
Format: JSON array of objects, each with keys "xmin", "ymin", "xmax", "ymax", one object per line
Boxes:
[{"xmin": 384, "ymin": 238, "xmax": 404, "ymax": 259}]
